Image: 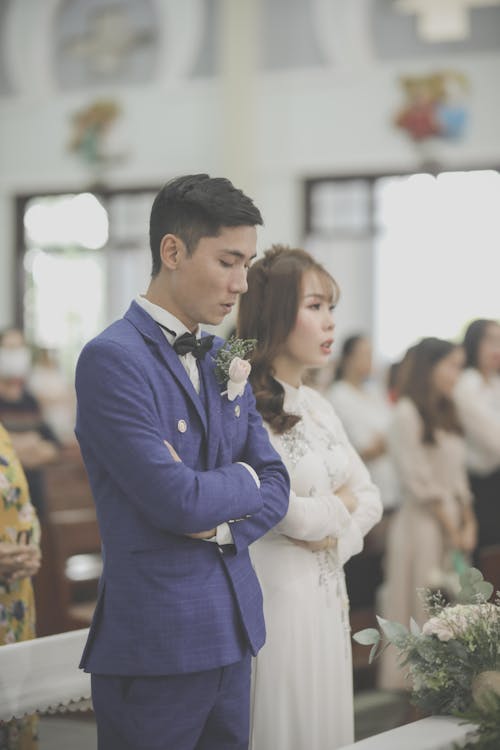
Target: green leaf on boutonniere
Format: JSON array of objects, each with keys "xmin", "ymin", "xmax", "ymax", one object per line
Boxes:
[{"xmin": 213, "ymin": 336, "xmax": 257, "ymax": 384}]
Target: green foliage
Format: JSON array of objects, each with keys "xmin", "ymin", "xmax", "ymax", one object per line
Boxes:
[
  {"xmin": 352, "ymin": 628, "xmax": 381, "ymax": 664},
  {"xmin": 352, "ymin": 566, "xmax": 500, "ymax": 731},
  {"xmin": 456, "ymin": 568, "xmax": 494, "ymax": 604},
  {"xmin": 457, "ymin": 693, "xmax": 500, "ymax": 749}
]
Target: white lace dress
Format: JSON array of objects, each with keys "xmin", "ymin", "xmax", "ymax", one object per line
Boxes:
[{"xmin": 249, "ymin": 383, "xmax": 382, "ymax": 750}]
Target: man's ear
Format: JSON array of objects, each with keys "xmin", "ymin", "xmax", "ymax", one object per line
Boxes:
[{"xmin": 160, "ymin": 234, "xmax": 185, "ymax": 270}]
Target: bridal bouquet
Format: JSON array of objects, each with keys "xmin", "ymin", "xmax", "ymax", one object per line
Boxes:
[{"xmin": 354, "ymin": 568, "xmax": 500, "ymax": 749}]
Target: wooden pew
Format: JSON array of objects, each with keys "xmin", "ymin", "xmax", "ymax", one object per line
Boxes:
[
  {"xmin": 479, "ymin": 544, "xmax": 500, "ymax": 595},
  {"xmin": 34, "ymin": 445, "xmax": 101, "ymax": 635}
]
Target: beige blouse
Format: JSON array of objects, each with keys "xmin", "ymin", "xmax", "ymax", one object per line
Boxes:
[{"xmin": 388, "ymin": 398, "xmax": 472, "ymax": 522}]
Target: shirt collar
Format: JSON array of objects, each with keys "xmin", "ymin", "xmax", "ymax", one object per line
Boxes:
[
  {"xmin": 274, "ymin": 377, "xmax": 304, "ymax": 414},
  {"xmin": 135, "ymin": 295, "xmax": 200, "ymax": 344}
]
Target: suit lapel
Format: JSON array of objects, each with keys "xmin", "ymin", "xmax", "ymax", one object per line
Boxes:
[
  {"xmin": 156, "ymin": 342, "xmax": 208, "ymax": 434},
  {"xmin": 124, "ymin": 302, "xmax": 208, "ymax": 435},
  {"xmin": 198, "ymin": 352, "xmax": 223, "ymax": 469}
]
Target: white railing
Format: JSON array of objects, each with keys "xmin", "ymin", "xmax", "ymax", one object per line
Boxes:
[
  {"xmin": 341, "ymin": 715, "xmax": 476, "ymax": 749},
  {"xmin": 0, "ymin": 628, "xmax": 90, "ymax": 720},
  {"xmin": 0, "ymin": 631, "xmax": 477, "ymax": 749}
]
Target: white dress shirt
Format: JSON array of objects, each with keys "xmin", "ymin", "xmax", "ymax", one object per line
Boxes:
[
  {"xmin": 135, "ymin": 295, "xmax": 259, "ymax": 544},
  {"xmin": 454, "ymin": 368, "xmax": 500, "ymax": 475},
  {"xmin": 136, "ymin": 295, "xmax": 202, "ymax": 392}
]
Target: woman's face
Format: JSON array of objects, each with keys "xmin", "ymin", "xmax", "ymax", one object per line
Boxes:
[
  {"xmin": 477, "ymin": 323, "xmax": 500, "ymax": 375},
  {"xmin": 280, "ymin": 270, "xmax": 336, "ymax": 370},
  {"xmin": 349, "ymin": 338, "xmax": 372, "ymax": 380},
  {"xmin": 432, "ymin": 347, "xmax": 464, "ymax": 398}
]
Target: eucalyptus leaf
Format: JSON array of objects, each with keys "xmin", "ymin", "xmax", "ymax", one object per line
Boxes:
[
  {"xmin": 475, "ymin": 581, "xmax": 494, "ymax": 600},
  {"xmin": 410, "ymin": 617, "xmax": 421, "ymax": 636},
  {"xmin": 369, "ymin": 642, "xmax": 380, "ymax": 664},
  {"xmin": 461, "ymin": 567, "xmax": 483, "ymax": 585},
  {"xmin": 376, "ymin": 616, "xmax": 409, "ymax": 643},
  {"xmin": 352, "ymin": 628, "xmax": 380, "ymax": 646}
]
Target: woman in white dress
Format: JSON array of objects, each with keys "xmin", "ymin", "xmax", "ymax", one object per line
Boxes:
[
  {"xmin": 454, "ymin": 319, "xmax": 500, "ymax": 564},
  {"xmin": 329, "ymin": 334, "xmax": 400, "ymax": 512},
  {"xmin": 238, "ymin": 245, "xmax": 382, "ymax": 750}
]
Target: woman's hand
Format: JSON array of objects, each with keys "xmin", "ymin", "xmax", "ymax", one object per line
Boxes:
[
  {"xmin": 460, "ymin": 515, "xmax": 478, "ymax": 553},
  {"xmin": 11, "ymin": 432, "xmax": 58, "ymax": 469},
  {"xmin": 336, "ymin": 485, "xmax": 358, "ymax": 514},
  {"xmin": 431, "ymin": 502, "xmax": 460, "ymax": 548},
  {"xmin": 361, "ymin": 434, "xmax": 387, "ymax": 462},
  {"xmin": 287, "ymin": 535, "xmax": 337, "ymax": 552},
  {"xmin": 0, "ymin": 542, "xmax": 41, "ymax": 580}
]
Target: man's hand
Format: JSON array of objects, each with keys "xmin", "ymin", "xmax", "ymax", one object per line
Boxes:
[
  {"xmin": 287, "ymin": 535, "xmax": 337, "ymax": 552},
  {"xmin": 186, "ymin": 529, "xmax": 217, "ymax": 540},
  {"xmin": 164, "ymin": 441, "xmax": 217, "ymax": 539}
]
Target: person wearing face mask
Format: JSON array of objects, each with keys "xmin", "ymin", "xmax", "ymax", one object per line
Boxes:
[{"xmin": 0, "ymin": 329, "xmax": 59, "ymax": 521}]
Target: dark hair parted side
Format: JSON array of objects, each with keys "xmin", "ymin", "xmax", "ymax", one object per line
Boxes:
[
  {"xmin": 398, "ymin": 337, "xmax": 463, "ymax": 444},
  {"xmin": 149, "ymin": 174, "xmax": 263, "ymax": 276},
  {"xmin": 462, "ymin": 318, "xmax": 497, "ymax": 369},
  {"xmin": 238, "ymin": 245, "xmax": 340, "ymax": 435}
]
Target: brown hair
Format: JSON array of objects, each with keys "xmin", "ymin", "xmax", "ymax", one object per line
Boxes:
[
  {"xmin": 238, "ymin": 245, "xmax": 339, "ymax": 434},
  {"xmin": 397, "ymin": 337, "xmax": 463, "ymax": 444},
  {"xmin": 462, "ymin": 318, "xmax": 499, "ymax": 369}
]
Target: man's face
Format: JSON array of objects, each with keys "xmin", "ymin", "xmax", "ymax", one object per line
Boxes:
[{"xmin": 170, "ymin": 225, "xmax": 257, "ymax": 330}]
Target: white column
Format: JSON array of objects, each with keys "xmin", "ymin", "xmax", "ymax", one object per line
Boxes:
[{"xmin": 218, "ymin": 0, "xmax": 259, "ymax": 195}]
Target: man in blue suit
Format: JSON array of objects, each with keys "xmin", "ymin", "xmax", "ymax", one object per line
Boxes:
[{"xmin": 75, "ymin": 174, "xmax": 290, "ymax": 749}]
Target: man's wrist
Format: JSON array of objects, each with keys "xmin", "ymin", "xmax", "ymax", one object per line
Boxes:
[{"xmin": 237, "ymin": 461, "xmax": 260, "ymax": 488}]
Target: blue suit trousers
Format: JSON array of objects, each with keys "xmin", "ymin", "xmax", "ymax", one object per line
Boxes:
[{"xmin": 91, "ymin": 653, "xmax": 251, "ymax": 750}]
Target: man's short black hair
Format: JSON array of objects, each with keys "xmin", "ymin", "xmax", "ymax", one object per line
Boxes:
[{"xmin": 149, "ymin": 174, "xmax": 263, "ymax": 276}]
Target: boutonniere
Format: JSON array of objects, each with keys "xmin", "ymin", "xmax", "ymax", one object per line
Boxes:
[{"xmin": 213, "ymin": 336, "xmax": 256, "ymax": 401}]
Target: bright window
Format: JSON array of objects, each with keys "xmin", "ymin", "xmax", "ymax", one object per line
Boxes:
[{"xmin": 374, "ymin": 169, "xmax": 500, "ymax": 361}]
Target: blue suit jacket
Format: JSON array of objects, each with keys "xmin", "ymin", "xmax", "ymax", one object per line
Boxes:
[{"xmin": 75, "ymin": 301, "xmax": 289, "ymax": 675}]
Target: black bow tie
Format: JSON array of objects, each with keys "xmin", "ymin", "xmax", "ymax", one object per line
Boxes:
[{"xmin": 173, "ymin": 332, "xmax": 215, "ymax": 360}]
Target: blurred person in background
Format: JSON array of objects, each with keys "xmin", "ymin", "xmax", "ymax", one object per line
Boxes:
[
  {"xmin": 0, "ymin": 420, "xmax": 41, "ymax": 750},
  {"xmin": 0, "ymin": 329, "xmax": 60, "ymax": 521},
  {"xmin": 28, "ymin": 348, "xmax": 76, "ymax": 447},
  {"xmin": 378, "ymin": 338, "xmax": 477, "ymax": 691},
  {"xmin": 239, "ymin": 246, "xmax": 382, "ymax": 750},
  {"xmin": 328, "ymin": 334, "xmax": 400, "ymax": 513},
  {"xmin": 454, "ymin": 319, "xmax": 500, "ymax": 564}
]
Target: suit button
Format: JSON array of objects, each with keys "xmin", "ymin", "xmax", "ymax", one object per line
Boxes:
[{"xmin": 177, "ymin": 419, "xmax": 187, "ymax": 433}]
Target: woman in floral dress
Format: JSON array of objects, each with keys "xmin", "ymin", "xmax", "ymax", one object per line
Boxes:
[
  {"xmin": 0, "ymin": 421, "xmax": 41, "ymax": 750},
  {"xmin": 238, "ymin": 245, "xmax": 382, "ymax": 750}
]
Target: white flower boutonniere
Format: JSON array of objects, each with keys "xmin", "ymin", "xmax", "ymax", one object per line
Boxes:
[{"xmin": 213, "ymin": 336, "xmax": 256, "ymax": 401}]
